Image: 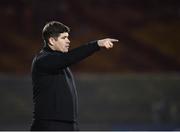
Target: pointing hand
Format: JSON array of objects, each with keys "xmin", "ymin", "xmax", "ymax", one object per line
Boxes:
[{"xmin": 97, "ymin": 38, "xmax": 119, "ymax": 49}]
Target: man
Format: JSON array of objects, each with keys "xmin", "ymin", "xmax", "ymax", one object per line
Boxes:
[{"xmin": 30, "ymin": 21, "xmax": 118, "ymax": 131}]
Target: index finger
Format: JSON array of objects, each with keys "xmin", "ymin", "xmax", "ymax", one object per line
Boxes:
[{"xmin": 108, "ymin": 38, "xmax": 119, "ymax": 42}]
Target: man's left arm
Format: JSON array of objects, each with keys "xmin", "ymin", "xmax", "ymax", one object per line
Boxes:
[{"xmin": 64, "ymin": 38, "xmax": 119, "ymax": 65}]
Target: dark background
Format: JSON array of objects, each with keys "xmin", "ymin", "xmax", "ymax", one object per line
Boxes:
[{"xmin": 0, "ymin": 0, "xmax": 180, "ymax": 130}]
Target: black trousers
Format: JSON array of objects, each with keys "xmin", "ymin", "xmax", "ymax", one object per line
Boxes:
[{"xmin": 30, "ymin": 119, "xmax": 79, "ymax": 131}]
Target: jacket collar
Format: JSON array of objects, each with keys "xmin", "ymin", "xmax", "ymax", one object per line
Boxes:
[{"xmin": 43, "ymin": 43, "xmax": 65, "ymax": 54}]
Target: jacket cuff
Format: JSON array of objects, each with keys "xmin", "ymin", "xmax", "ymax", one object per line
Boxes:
[{"xmin": 89, "ymin": 40, "xmax": 100, "ymax": 51}]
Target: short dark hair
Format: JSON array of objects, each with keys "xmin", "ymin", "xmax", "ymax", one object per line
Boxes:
[{"xmin": 42, "ymin": 21, "xmax": 70, "ymax": 44}]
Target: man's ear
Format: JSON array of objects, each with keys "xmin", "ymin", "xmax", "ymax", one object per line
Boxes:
[{"xmin": 49, "ymin": 37, "xmax": 55, "ymax": 45}]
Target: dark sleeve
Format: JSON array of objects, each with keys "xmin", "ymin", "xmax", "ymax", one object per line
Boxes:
[{"xmin": 37, "ymin": 41, "xmax": 100, "ymax": 71}]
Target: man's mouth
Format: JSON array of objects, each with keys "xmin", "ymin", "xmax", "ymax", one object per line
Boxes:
[{"xmin": 65, "ymin": 45, "xmax": 70, "ymax": 49}]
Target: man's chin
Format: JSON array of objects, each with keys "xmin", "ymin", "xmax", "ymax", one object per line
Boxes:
[
  {"xmin": 57, "ymin": 49, "xmax": 68, "ymax": 53},
  {"xmin": 63, "ymin": 49, "xmax": 69, "ymax": 53}
]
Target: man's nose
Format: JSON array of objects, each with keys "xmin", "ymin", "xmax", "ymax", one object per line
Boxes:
[{"xmin": 67, "ymin": 39, "xmax": 70, "ymax": 43}]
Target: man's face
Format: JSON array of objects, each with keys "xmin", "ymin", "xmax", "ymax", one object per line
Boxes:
[{"xmin": 49, "ymin": 32, "xmax": 70, "ymax": 53}]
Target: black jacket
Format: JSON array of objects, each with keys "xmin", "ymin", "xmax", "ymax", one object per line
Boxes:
[{"xmin": 31, "ymin": 41, "xmax": 100, "ymax": 123}]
